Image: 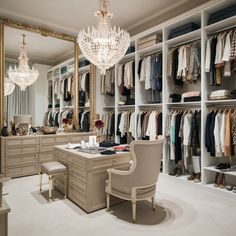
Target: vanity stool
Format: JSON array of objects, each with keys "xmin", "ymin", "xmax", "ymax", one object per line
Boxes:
[{"xmin": 39, "ymin": 161, "xmax": 67, "ymax": 202}]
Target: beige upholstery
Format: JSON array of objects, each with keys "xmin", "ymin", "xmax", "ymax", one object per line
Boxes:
[
  {"xmin": 39, "ymin": 161, "xmax": 67, "ymax": 202},
  {"xmin": 105, "ymin": 139, "xmax": 163, "ymax": 223},
  {"xmin": 41, "ymin": 161, "xmax": 67, "ymax": 175}
]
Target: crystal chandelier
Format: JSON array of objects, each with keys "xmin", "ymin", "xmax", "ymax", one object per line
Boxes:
[
  {"xmin": 78, "ymin": 0, "xmax": 130, "ymax": 75},
  {"xmin": 8, "ymin": 34, "xmax": 39, "ymax": 91},
  {"xmin": 4, "ymin": 76, "xmax": 15, "ymax": 96}
]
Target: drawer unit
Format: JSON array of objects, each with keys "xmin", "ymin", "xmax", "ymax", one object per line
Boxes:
[
  {"xmin": 6, "ymin": 163, "xmax": 38, "ymax": 177},
  {"xmin": 69, "ymin": 164, "xmax": 86, "ymax": 182},
  {"xmin": 39, "ymin": 145, "xmax": 54, "ymax": 153},
  {"xmin": 39, "ymin": 153, "xmax": 54, "ymax": 163},
  {"xmin": 6, "ymin": 145, "xmax": 39, "ymax": 157},
  {"xmin": 69, "ymin": 154, "xmax": 86, "ymax": 168},
  {"xmin": 112, "ymin": 154, "xmax": 131, "ymax": 166},
  {"xmin": 5, "ymin": 137, "xmax": 38, "ymax": 147},
  {"xmin": 69, "ymin": 187, "xmax": 87, "ymax": 210},
  {"xmin": 69, "ymin": 175, "xmax": 87, "ymax": 195},
  {"xmin": 40, "ymin": 136, "xmax": 69, "ymax": 145},
  {"xmin": 6, "ymin": 154, "xmax": 38, "ymax": 166},
  {"xmin": 88, "ymin": 156, "xmax": 114, "ymax": 171}
]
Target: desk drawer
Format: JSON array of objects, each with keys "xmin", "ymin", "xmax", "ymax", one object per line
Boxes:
[
  {"xmin": 88, "ymin": 157, "xmax": 113, "ymax": 171},
  {"xmin": 69, "ymin": 175, "xmax": 86, "ymax": 195},
  {"xmin": 6, "ymin": 154, "xmax": 38, "ymax": 166},
  {"xmin": 69, "ymin": 154, "xmax": 86, "ymax": 168},
  {"xmin": 112, "ymin": 154, "xmax": 131, "ymax": 166},
  {"xmin": 69, "ymin": 187, "xmax": 87, "ymax": 210},
  {"xmin": 54, "ymin": 150, "xmax": 67, "ymax": 165},
  {"xmin": 69, "ymin": 165, "xmax": 86, "ymax": 182},
  {"xmin": 6, "ymin": 163, "xmax": 38, "ymax": 177},
  {"xmin": 6, "ymin": 137, "xmax": 38, "ymax": 147},
  {"xmin": 6, "ymin": 145, "xmax": 39, "ymax": 157}
]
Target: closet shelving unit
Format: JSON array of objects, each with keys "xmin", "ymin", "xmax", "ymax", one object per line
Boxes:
[
  {"xmin": 47, "ymin": 55, "xmax": 91, "ymax": 113},
  {"xmin": 95, "ymin": 0, "xmax": 236, "ymax": 198}
]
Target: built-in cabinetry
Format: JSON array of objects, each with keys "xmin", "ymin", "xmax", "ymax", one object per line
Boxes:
[
  {"xmin": 0, "ymin": 199, "xmax": 10, "ymax": 236},
  {"xmin": 1, "ymin": 132, "xmax": 95, "ymax": 178},
  {"xmin": 54, "ymin": 145, "xmax": 131, "ymax": 212},
  {"xmin": 95, "ymin": 0, "xmax": 236, "ymax": 197}
]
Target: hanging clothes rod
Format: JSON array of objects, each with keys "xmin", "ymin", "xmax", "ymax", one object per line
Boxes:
[
  {"xmin": 208, "ymin": 25, "xmax": 236, "ymax": 37},
  {"xmin": 170, "ymin": 37, "xmax": 201, "ymax": 49},
  {"xmin": 206, "ymin": 103, "xmax": 236, "ymax": 108},
  {"xmin": 140, "ymin": 49, "xmax": 162, "ymax": 59}
]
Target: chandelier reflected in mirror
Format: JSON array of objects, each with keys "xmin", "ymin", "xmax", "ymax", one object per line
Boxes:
[
  {"xmin": 78, "ymin": 0, "xmax": 130, "ymax": 75},
  {"xmin": 8, "ymin": 34, "xmax": 39, "ymax": 91},
  {"xmin": 4, "ymin": 76, "xmax": 15, "ymax": 96}
]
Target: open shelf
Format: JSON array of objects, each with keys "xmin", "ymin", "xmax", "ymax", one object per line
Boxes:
[
  {"xmin": 205, "ymin": 184, "xmax": 236, "ymax": 196},
  {"xmin": 205, "ymin": 15, "xmax": 236, "ymax": 34},
  {"xmin": 166, "ymin": 101, "xmax": 201, "ymax": 107},
  {"xmin": 204, "ymin": 99, "xmax": 236, "ymax": 106},
  {"xmin": 204, "ymin": 166, "xmax": 236, "ymax": 177},
  {"xmin": 137, "ymin": 42, "xmax": 163, "ymax": 57},
  {"xmin": 166, "ymin": 29, "xmax": 201, "ymax": 47},
  {"xmin": 117, "ymin": 105, "xmax": 135, "ymax": 109},
  {"xmin": 120, "ymin": 52, "xmax": 135, "ymax": 63},
  {"xmin": 138, "ymin": 103, "xmax": 163, "ymax": 108},
  {"xmin": 78, "ymin": 65, "xmax": 90, "ymax": 73}
]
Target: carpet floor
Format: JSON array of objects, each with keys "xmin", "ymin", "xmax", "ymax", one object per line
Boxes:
[{"xmin": 3, "ymin": 174, "xmax": 236, "ymax": 236}]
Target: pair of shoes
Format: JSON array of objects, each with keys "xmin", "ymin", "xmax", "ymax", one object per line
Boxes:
[
  {"xmin": 187, "ymin": 172, "xmax": 195, "ymax": 181},
  {"xmin": 214, "ymin": 172, "xmax": 226, "ymax": 188},
  {"xmin": 169, "ymin": 167, "xmax": 183, "ymax": 177},
  {"xmin": 215, "ymin": 163, "xmax": 230, "ymax": 170},
  {"xmin": 187, "ymin": 172, "xmax": 201, "ymax": 182},
  {"xmin": 225, "ymin": 185, "xmax": 233, "ymax": 191},
  {"xmin": 169, "ymin": 167, "xmax": 178, "ymax": 176},
  {"xmin": 194, "ymin": 173, "xmax": 201, "ymax": 183}
]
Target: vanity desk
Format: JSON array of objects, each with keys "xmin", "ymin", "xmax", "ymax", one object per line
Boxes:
[
  {"xmin": 54, "ymin": 145, "xmax": 131, "ymax": 213},
  {"xmin": 1, "ymin": 132, "xmax": 96, "ymax": 178}
]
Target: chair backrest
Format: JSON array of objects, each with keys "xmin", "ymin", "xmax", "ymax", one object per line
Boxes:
[{"xmin": 130, "ymin": 139, "xmax": 163, "ymax": 188}]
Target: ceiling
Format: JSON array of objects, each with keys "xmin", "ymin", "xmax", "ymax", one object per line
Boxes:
[{"xmin": 1, "ymin": 0, "xmax": 194, "ymax": 64}]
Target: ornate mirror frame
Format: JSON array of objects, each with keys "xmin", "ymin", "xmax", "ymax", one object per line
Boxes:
[{"xmin": 0, "ymin": 18, "xmax": 95, "ymax": 131}]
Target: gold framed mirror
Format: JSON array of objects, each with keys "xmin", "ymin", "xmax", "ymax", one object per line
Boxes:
[{"xmin": 0, "ymin": 17, "xmax": 95, "ymax": 132}]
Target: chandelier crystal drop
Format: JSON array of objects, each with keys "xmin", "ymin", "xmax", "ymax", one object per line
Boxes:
[
  {"xmin": 4, "ymin": 76, "xmax": 15, "ymax": 96},
  {"xmin": 78, "ymin": 0, "xmax": 130, "ymax": 75},
  {"xmin": 8, "ymin": 34, "xmax": 39, "ymax": 91}
]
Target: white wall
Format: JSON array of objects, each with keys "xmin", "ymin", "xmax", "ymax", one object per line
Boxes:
[{"xmin": 29, "ymin": 63, "xmax": 51, "ymax": 126}]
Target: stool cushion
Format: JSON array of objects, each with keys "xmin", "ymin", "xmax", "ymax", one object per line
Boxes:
[{"xmin": 41, "ymin": 161, "xmax": 67, "ymax": 175}]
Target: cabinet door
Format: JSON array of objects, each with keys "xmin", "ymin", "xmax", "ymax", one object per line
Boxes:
[
  {"xmin": 6, "ymin": 145, "xmax": 39, "ymax": 157},
  {"xmin": 6, "ymin": 163, "xmax": 38, "ymax": 177},
  {"xmin": 6, "ymin": 154, "xmax": 38, "ymax": 166}
]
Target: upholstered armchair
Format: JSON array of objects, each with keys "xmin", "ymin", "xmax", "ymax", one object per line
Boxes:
[{"xmin": 105, "ymin": 139, "xmax": 163, "ymax": 223}]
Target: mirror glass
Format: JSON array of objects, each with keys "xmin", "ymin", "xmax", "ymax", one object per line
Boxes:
[{"xmin": 4, "ymin": 26, "xmax": 74, "ymax": 132}]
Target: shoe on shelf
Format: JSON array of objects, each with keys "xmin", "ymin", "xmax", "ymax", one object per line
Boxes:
[
  {"xmin": 187, "ymin": 172, "xmax": 196, "ymax": 181},
  {"xmin": 194, "ymin": 173, "xmax": 201, "ymax": 183},
  {"xmin": 169, "ymin": 167, "xmax": 178, "ymax": 176},
  {"xmin": 214, "ymin": 172, "xmax": 220, "ymax": 187},
  {"xmin": 233, "ymin": 187, "xmax": 236, "ymax": 193},
  {"xmin": 219, "ymin": 173, "xmax": 226, "ymax": 189},
  {"xmin": 225, "ymin": 185, "xmax": 233, "ymax": 191},
  {"xmin": 215, "ymin": 163, "xmax": 230, "ymax": 170}
]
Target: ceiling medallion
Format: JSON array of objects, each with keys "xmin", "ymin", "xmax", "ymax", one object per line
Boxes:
[
  {"xmin": 8, "ymin": 34, "xmax": 39, "ymax": 91},
  {"xmin": 78, "ymin": 0, "xmax": 130, "ymax": 75}
]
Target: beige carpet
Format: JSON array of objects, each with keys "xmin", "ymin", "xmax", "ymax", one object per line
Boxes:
[{"xmin": 3, "ymin": 174, "xmax": 236, "ymax": 236}]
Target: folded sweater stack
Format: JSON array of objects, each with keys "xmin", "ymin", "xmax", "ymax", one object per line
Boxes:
[
  {"xmin": 210, "ymin": 90, "xmax": 231, "ymax": 100},
  {"xmin": 182, "ymin": 91, "xmax": 201, "ymax": 102}
]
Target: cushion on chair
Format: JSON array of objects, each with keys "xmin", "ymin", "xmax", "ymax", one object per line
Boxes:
[{"xmin": 41, "ymin": 161, "xmax": 67, "ymax": 175}]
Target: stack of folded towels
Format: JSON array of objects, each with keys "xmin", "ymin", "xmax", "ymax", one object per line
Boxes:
[
  {"xmin": 209, "ymin": 90, "xmax": 231, "ymax": 100},
  {"xmin": 181, "ymin": 91, "xmax": 201, "ymax": 102}
]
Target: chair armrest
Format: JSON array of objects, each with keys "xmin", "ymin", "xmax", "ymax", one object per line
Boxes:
[{"xmin": 107, "ymin": 160, "xmax": 134, "ymax": 175}]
